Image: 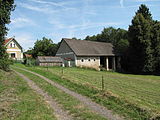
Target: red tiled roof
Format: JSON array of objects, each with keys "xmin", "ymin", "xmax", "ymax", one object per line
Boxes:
[{"xmin": 4, "ymin": 38, "xmax": 13, "ymax": 45}]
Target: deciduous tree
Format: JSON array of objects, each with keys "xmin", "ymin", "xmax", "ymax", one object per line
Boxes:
[
  {"xmin": 0, "ymin": 0, "xmax": 15, "ymax": 70},
  {"xmin": 30, "ymin": 37, "xmax": 58, "ymax": 58}
]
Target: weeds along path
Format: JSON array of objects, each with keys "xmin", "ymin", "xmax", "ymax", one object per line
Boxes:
[
  {"xmin": 13, "ymin": 70, "xmax": 73, "ymax": 120},
  {"xmin": 15, "ymin": 67, "xmax": 124, "ymax": 120}
]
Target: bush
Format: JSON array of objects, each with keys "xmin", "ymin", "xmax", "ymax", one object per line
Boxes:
[
  {"xmin": 25, "ymin": 58, "xmax": 36, "ymax": 66},
  {"xmin": 0, "ymin": 58, "xmax": 13, "ymax": 71}
]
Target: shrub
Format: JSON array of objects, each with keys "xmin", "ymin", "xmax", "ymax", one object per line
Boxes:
[{"xmin": 0, "ymin": 58, "xmax": 13, "ymax": 71}]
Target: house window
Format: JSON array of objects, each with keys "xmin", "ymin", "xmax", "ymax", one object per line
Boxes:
[
  {"xmin": 10, "ymin": 43, "xmax": 15, "ymax": 48},
  {"xmin": 11, "ymin": 53, "xmax": 15, "ymax": 58},
  {"xmin": 81, "ymin": 59, "xmax": 84, "ymax": 62},
  {"xmin": 94, "ymin": 59, "xmax": 96, "ymax": 61},
  {"xmin": 88, "ymin": 59, "xmax": 91, "ymax": 62},
  {"xmin": 13, "ymin": 44, "xmax": 15, "ymax": 48}
]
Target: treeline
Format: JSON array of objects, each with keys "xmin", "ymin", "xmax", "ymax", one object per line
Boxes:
[{"xmin": 83, "ymin": 4, "xmax": 160, "ymax": 74}]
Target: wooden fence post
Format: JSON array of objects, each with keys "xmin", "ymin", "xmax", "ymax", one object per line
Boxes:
[
  {"xmin": 62, "ymin": 67, "xmax": 64, "ymax": 77},
  {"xmin": 47, "ymin": 63, "xmax": 48, "ymax": 70},
  {"xmin": 102, "ymin": 75, "xmax": 104, "ymax": 91}
]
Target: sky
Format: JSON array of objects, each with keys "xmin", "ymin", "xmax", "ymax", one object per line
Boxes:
[{"xmin": 7, "ymin": 0, "xmax": 160, "ymax": 50}]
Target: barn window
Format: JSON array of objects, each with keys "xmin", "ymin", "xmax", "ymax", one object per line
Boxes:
[{"xmin": 81, "ymin": 59, "xmax": 84, "ymax": 62}]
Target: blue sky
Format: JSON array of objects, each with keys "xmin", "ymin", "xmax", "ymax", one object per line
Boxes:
[{"xmin": 7, "ymin": 0, "xmax": 160, "ymax": 50}]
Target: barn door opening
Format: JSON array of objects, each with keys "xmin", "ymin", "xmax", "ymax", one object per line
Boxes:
[
  {"xmin": 108, "ymin": 57, "xmax": 113, "ymax": 69},
  {"xmin": 100, "ymin": 56, "xmax": 106, "ymax": 68}
]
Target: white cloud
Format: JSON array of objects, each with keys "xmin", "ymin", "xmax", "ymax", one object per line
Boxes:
[
  {"xmin": 12, "ymin": 18, "xmax": 30, "ymax": 24},
  {"xmin": 29, "ymin": 0, "xmax": 78, "ymax": 11},
  {"xmin": 70, "ymin": 22, "xmax": 121, "ymax": 30},
  {"xmin": 19, "ymin": 3, "xmax": 57, "ymax": 14},
  {"xmin": 16, "ymin": 34, "xmax": 34, "ymax": 50},
  {"xmin": 11, "ymin": 17, "xmax": 36, "ymax": 28},
  {"xmin": 49, "ymin": 19, "xmax": 120, "ymax": 30},
  {"xmin": 29, "ymin": 0, "xmax": 65, "ymax": 8}
]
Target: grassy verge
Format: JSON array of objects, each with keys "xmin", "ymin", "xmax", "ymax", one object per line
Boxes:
[
  {"xmin": 12, "ymin": 64, "xmax": 160, "ymax": 119},
  {"xmin": 0, "ymin": 70, "xmax": 56, "ymax": 120},
  {"xmin": 12, "ymin": 66, "xmax": 107, "ymax": 120}
]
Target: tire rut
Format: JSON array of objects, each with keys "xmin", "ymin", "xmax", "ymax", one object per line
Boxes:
[
  {"xmin": 15, "ymin": 67, "xmax": 124, "ymax": 120},
  {"xmin": 14, "ymin": 70, "xmax": 73, "ymax": 120}
]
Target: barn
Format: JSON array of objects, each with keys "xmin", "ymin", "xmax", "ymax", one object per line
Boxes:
[
  {"xmin": 56, "ymin": 38, "xmax": 121, "ymax": 70},
  {"xmin": 36, "ymin": 56, "xmax": 63, "ymax": 66}
]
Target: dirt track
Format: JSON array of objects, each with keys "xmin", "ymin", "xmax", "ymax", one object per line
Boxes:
[
  {"xmin": 14, "ymin": 70, "xmax": 73, "ymax": 120},
  {"xmin": 14, "ymin": 67, "xmax": 124, "ymax": 120}
]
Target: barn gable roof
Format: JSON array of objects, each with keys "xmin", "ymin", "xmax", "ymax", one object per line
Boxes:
[
  {"xmin": 62, "ymin": 38, "xmax": 115, "ymax": 56},
  {"xmin": 37, "ymin": 56, "xmax": 63, "ymax": 63}
]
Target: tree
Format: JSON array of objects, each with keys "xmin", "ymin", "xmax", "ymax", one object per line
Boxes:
[
  {"xmin": 151, "ymin": 21, "xmax": 160, "ymax": 73},
  {"xmin": 0, "ymin": 0, "xmax": 15, "ymax": 71},
  {"xmin": 136, "ymin": 4, "xmax": 152, "ymax": 20},
  {"xmin": 85, "ymin": 35, "xmax": 98, "ymax": 41},
  {"xmin": 84, "ymin": 27, "xmax": 129, "ymax": 55},
  {"xmin": 31, "ymin": 37, "xmax": 58, "ymax": 58},
  {"xmin": 128, "ymin": 5, "xmax": 154, "ymax": 73},
  {"xmin": 72, "ymin": 37, "xmax": 81, "ymax": 40}
]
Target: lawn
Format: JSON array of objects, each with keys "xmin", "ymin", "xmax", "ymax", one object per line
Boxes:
[
  {"xmin": 0, "ymin": 69, "xmax": 56, "ymax": 120},
  {"xmin": 12, "ymin": 66, "xmax": 107, "ymax": 120},
  {"xmin": 13, "ymin": 64, "xmax": 160, "ymax": 119}
]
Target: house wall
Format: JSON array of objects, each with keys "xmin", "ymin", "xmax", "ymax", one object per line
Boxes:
[
  {"xmin": 6, "ymin": 41, "xmax": 23, "ymax": 60},
  {"xmin": 76, "ymin": 56, "xmax": 100, "ymax": 70}
]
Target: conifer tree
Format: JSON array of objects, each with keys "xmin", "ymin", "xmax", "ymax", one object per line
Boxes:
[{"xmin": 128, "ymin": 4, "xmax": 154, "ymax": 73}]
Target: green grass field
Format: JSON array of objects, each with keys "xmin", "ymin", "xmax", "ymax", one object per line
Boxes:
[
  {"xmin": 13, "ymin": 67, "xmax": 107, "ymax": 120},
  {"xmin": 49, "ymin": 67, "xmax": 160, "ymax": 111},
  {"xmin": 0, "ymin": 70, "xmax": 56, "ymax": 120},
  {"xmin": 12, "ymin": 64, "xmax": 160, "ymax": 119}
]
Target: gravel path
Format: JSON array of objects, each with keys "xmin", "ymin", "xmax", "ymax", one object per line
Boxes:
[
  {"xmin": 15, "ymin": 67, "xmax": 124, "ymax": 120},
  {"xmin": 14, "ymin": 70, "xmax": 73, "ymax": 120},
  {"xmin": 17, "ymin": 67, "xmax": 124, "ymax": 120}
]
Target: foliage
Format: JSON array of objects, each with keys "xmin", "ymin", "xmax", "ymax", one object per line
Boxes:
[
  {"xmin": 0, "ymin": 57, "xmax": 13, "ymax": 71},
  {"xmin": 0, "ymin": 0, "xmax": 15, "ymax": 71},
  {"xmin": 128, "ymin": 14, "xmax": 153, "ymax": 73},
  {"xmin": 84, "ymin": 27, "xmax": 129, "ymax": 55},
  {"xmin": 72, "ymin": 37, "xmax": 81, "ymax": 40},
  {"xmin": 25, "ymin": 58, "xmax": 36, "ymax": 66},
  {"xmin": 127, "ymin": 4, "xmax": 160, "ymax": 73},
  {"xmin": 152, "ymin": 21, "xmax": 160, "ymax": 73},
  {"xmin": 27, "ymin": 37, "xmax": 58, "ymax": 58}
]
